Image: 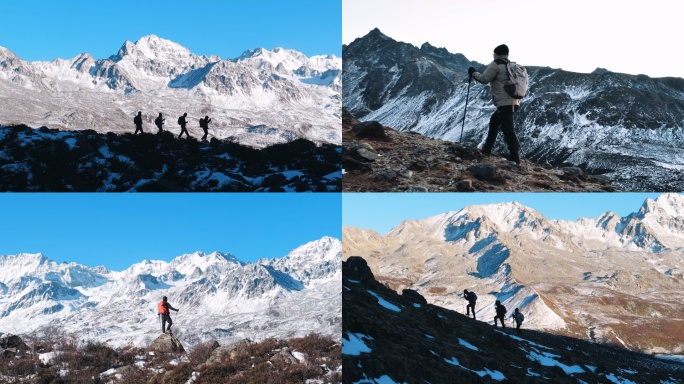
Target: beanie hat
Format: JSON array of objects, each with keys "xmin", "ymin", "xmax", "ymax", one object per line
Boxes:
[{"xmin": 494, "ymin": 44, "xmax": 509, "ymax": 55}]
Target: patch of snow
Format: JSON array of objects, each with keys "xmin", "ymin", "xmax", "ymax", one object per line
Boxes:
[
  {"xmin": 604, "ymin": 373, "xmax": 637, "ymax": 384},
  {"xmin": 342, "ymin": 332, "xmax": 372, "ymax": 356},
  {"xmin": 38, "ymin": 351, "xmax": 61, "ymax": 364},
  {"xmin": 425, "ymin": 334, "xmax": 434, "ymax": 339},
  {"xmin": 527, "ymin": 350, "xmax": 584, "ymax": 375},
  {"xmin": 292, "ymin": 351, "xmax": 306, "ymax": 362},
  {"xmin": 367, "ymin": 290, "xmax": 401, "ymax": 312},
  {"xmin": 458, "ymin": 338, "xmax": 479, "ymax": 351},
  {"xmin": 444, "ymin": 357, "xmax": 505, "ymax": 381}
]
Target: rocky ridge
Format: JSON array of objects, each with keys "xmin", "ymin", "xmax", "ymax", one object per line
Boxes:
[
  {"xmin": 342, "ymin": 256, "xmax": 684, "ymax": 384},
  {"xmin": 343, "ymin": 110, "xmax": 617, "ymax": 192}
]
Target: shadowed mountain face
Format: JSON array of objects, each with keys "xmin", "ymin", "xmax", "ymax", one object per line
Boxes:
[
  {"xmin": 342, "ymin": 194, "xmax": 684, "ymax": 355},
  {"xmin": 343, "ymin": 29, "xmax": 684, "ymax": 191},
  {"xmin": 0, "ymin": 125, "xmax": 341, "ymax": 192},
  {"xmin": 342, "ymin": 257, "xmax": 684, "ymax": 384}
]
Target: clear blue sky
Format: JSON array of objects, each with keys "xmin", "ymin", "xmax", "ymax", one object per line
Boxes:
[
  {"xmin": 0, "ymin": 0, "xmax": 341, "ymax": 62},
  {"xmin": 0, "ymin": 193, "xmax": 341, "ymax": 270},
  {"xmin": 343, "ymin": 193, "xmax": 670, "ymax": 234}
]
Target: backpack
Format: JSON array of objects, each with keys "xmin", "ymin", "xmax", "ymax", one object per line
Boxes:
[
  {"xmin": 469, "ymin": 292, "xmax": 477, "ymax": 302},
  {"xmin": 199, "ymin": 118, "xmax": 205, "ymax": 128},
  {"xmin": 158, "ymin": 301, "xmax": 169, "ymax": 315},
  {"xmin": 498, "ymin": 304, "xmax": 507, "ymax": 316},
  {"xmin": 177, "ymin": 116, "xmax": 183, "ymax": 125},
  {"xmin": 495, "ymin": 58, "xmax": 529, "ymax": 99},
  {"xmin": 515, "ymin": 311, "xmax": 524, "ymax": 323}
]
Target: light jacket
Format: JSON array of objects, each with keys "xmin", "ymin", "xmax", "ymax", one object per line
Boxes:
[{"xmin": 472, "ymin": 54, "xmax": 520, "ymax": 108}]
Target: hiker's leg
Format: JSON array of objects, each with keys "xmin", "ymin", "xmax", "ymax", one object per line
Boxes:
[
  {"xmin": 499, "ymin": 105, "xmax": 521, "ymax": 162},
  {"xmin": 162, "ymin": 315, "xmax": 167, "ymax": 333},
  {"xmin": 482, "ymin": 110, "xmax": 502, "ymax": 154}
]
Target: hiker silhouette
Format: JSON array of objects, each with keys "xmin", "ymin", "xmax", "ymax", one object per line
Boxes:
[
  {"xmin": 469, "ymin": 44, "xmax": 522, "ymax": 164},
  {"xmin": 158, "ymin": 296, "xmax": 179, "ymax": 334},
  {"xmin": 511, "ymin": 308, "xmax": 524, "ymax": 336},
  {"xmin": 154, "ymin": 113, "xmax": 165, "ymax": 134},
  {"xmin": 494, "ymin": 300, "xmax": 506, "ymax": 328},
  {"xmin": 133, "ymin": 111, "xmax": 143, "ymax": 135},
  {"xmin": 200, "ymin": 115, "xmax": 212, "ymax": 141},
  {"xmin": 178, "ymin": 113, "xmax": 190, "ymax": 138},
  {"xmin": 463, "ymin": 289, "xmax": 477, "ymax": 319}
]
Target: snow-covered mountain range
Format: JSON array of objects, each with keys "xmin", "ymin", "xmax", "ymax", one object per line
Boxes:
[
  {"xmin": 0, "ymin": 35, "xmax": 341, "ymax": 148},
  {"xmin": 0, "ymin": 237, "xmax": 341, "ymax": 348},
  {"xmin": 343, "ymin": 29, "xmax": 684, "ymax": 191},
  {"xmin": 342, "ymin": 193, "xmax": 684, "ymax": 354}
]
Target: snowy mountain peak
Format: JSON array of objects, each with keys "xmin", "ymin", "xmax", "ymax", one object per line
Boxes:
[{"xmin": 638, "ymin": 193, "xmax": 684, "ymax": 218}]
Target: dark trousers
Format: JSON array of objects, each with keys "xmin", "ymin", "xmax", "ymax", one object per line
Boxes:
[
  {"xmin": 179, "ymin": 125, "xmax": 190, "ymax": 138},
  {"xmin": 466, "ymin": 302, "xmax": 476, "ymax": 319},
  {"xmin": 201, "ymin": 127, "xmax": 208, "ymax": 141},
  {"xmin": 134, "ymin": 124, "xmax": 143, "ymax": 135},
  {"xmin": 515, "ymin": 321, "xmax": 522, "ymax": 336},
  {"xmin": 482, "ymin": 105, "xmax": 520, "ymax": 162},
  {"xmin": 161, "ymin": 314, "xmax": 173, "ymax": 333},
  {"xmin": 156, "ymin": 124, "xmax": 163, "ymax": 133},
  {"xmin": 494, "ymin": 314, "xmax": 506, "ymax": 327}
]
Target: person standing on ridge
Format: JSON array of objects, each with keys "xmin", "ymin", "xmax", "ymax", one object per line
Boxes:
[
  {"xmin": 178, "ymin": 113, "xmax": 190, "ymax": 138},
  {"xmin": 463, "ymin": 289, "xmax": 477, "ymax": 320},
  {"xmin": 493, "ymin": 300, "xmax": 507, "ymax": 328},
  {"xmin": 154, "ymin": 112, "xmax": 165, "ymax": 134},
  {"xmin": 468, "ymin": 44, "xmax": 522, "ymax": 164},
  {"xmin": 158, "ymin": 296, "xmax": 179, "ymax": 334},
  {"xmin": 200, "ymin": 115, "xmax": 212, "ymax": 141},
  {"xmin": 511, "ymin": 307, "xmax": 525, "ymax": 336},
  {"xmin": 134, "ymin": 111, "xmax": 143, "ymax": 135}
]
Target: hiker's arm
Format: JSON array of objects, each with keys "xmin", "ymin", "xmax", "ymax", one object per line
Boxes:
[{"xmin": 472, "ymin": 61, "xmax": 498, "ymax": 84}]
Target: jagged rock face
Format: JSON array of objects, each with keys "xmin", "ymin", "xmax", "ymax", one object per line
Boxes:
[
  {"xmin": 0, "ymin": 35, "xmax": 341, "ymax": 149},
  {"xmin": 0, "ymin": 237, "xmax": 342, "ymax": 348},
  {"xmin": 342, "ymin": 257, "xmax": 684, "ymax": 383},
  {"xmin": 149, "ymin": 332, "xmax": 185, "ymax": 353},
  {"xmin": 342, "ymin": 194, "xmax": 684, "ymax": 354},
  {"xmin": 343, "ymin": 29, "xmax": 684, "ymax": 191}
]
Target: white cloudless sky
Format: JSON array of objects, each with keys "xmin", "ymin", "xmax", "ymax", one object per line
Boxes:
[{"xmin": 343, "ymin": 0, "xmax": 682, "ymax": 78}]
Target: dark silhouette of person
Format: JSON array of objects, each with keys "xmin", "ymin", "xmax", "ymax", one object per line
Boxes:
[
  {"xmin": 134, "ymin": 111, "xmax": 143, "ymax": 135},
  {"xmin": 463, "ymin": 289, "xmax": 477, "ymax": 319},
  {"xmin": 494, "ymin": 300, "xmax": 507, "ymax": 328},
  {"xmin": 178, "ymin": 113, "xmax": 190, "ymax": 138},
  {"xmin": 511, "ymin": 308, "xmax": 524, "ymax": 336},
  {"xmin": 200, "ymin": 115, "xmax": 212, "ymax": 141},
  {"xmin": 158, "ymin": 296, "xmax": 179, "ymax": 334},
  {"xmin": 469, "ymin": 44, "xmax": 522, "ymax": 164},
  {"xmin": 154, "ymin": 113, "xmax": 165, "ymax": 134}
]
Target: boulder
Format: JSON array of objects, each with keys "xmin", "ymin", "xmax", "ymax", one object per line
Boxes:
[
  {"xmin": 148, "ymin": 332, "xmax": 185, "ymax": 353},
  {"xmin": 206, "ymin": 339, "xmax": 252, "ymax": 365},
  {"xmin": 352, "ymin": 121, "xmax": 386, "ymax": 139},
  {"xmin": 0, "ymin": 334, "xmax": 28, "ymax": 352},
  {"xmin": 469, "ymin": 164, "xmax": 497, "ymax": 181}
]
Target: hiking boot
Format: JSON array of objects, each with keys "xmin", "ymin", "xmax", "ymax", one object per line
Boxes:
[
  {"xmin": 478, "ymin": 148, "xmax": 491, "ymax": 157},
  {"xmin": 506, "ymin": 154, "xmax": 521, "ymax": 165}
]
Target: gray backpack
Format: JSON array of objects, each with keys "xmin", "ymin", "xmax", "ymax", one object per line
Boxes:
[{"xmin": 496, "ymin": 58, "xmax": 529, "ymax": 99}]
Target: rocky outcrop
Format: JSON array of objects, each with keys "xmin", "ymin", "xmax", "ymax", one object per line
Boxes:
[
  {"xmin": 343, "ymin": 257, "xmax": 684, "ymax": 383},
  {"xmin": 0, "ymin": 125, "xmax": 341, "ymax": 192},
  {"xmin": 205, "ymin": 339, "xmax": 251, "ymax": 365},
  {"xmin": 343, "ymin": 112, "xmax": 618, "ymax": 192},
  {"xmin": 0, "ymin": 334, "xmax": 29, "ymax": 358},
  {"xmin": 149, "ymin": 332, "xmax": 185, "ymax": 353}
]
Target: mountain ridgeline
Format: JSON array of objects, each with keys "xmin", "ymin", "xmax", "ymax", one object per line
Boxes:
[
  {"xmin": 0, "ymin": 237, "xmax": 341, "ymax": 349},
  {"xmin": 0, "ymin": 35, "xmax": 341, "ymax": 148},
  {"xmin": 343, "ymin": 28, "xmax": 684, "ymax": 191}
]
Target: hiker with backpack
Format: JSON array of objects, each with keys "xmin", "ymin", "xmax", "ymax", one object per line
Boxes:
[
  {"xmin": 178, "ymin": 113, "xmax": 190, "ymax": 138},
  {"xmin": 133, "ymin": 111, "xmax": 143, "ymax": 135},
  {"xmin": 493, "ymin": 300, "xmax": 507, "ymax": 328},
  {"xmin": 154, "ymin": 112, "xmax": 165, "ymax": 134},
  {"xmin": 468, "ymin": 44, "xmax": 527, "ymax": 165},
  {"xmin": 200, "ymin": 115, "xmax": 212, "ymax": 141},
  {"xmin": 463, "ymin": 289, "xmax": 477, "ymax": 319},
  {"xmin": 158, "ymin": 296, "xmax": 179, "ymax": 334},
  {"xmin": 511, "ymin": 308, "xmax": 525, "ymax": 336}
]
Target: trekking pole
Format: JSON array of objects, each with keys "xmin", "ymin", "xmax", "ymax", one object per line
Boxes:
[{"xmin": 460, "ymin": 74, "xmax": 473, "ymax": 142}]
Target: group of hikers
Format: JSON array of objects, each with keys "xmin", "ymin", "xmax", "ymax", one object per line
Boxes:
[
  {"xmin": 463, "ymin": 289, "xmax": 525, "ymax": 336},
  {"xmin": 134, "ymin": 112, "xmax": 213, "ymax": 141}
]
